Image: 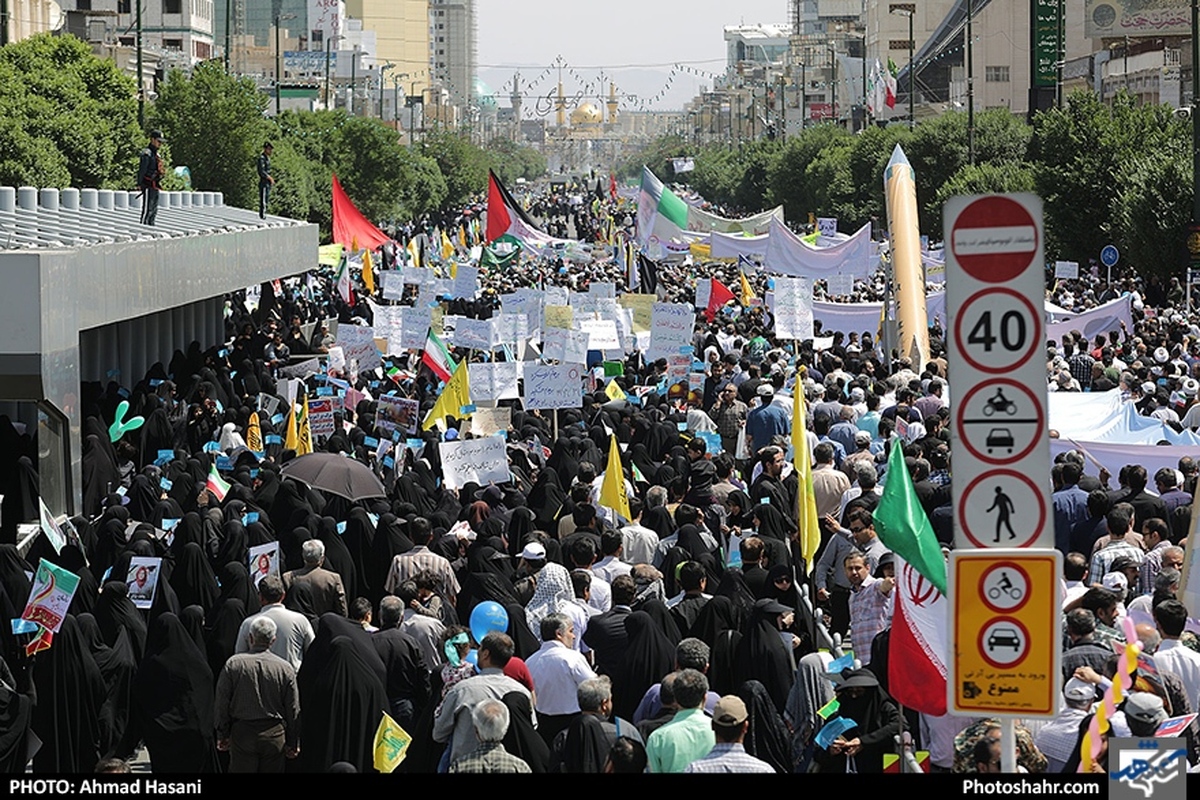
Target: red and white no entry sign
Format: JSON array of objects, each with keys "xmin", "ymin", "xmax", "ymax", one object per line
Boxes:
[{"xmin": 950, "ymin": 196, "xmax": 1039, "ymax": 283}]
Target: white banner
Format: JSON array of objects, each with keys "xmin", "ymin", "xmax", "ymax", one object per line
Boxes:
[
  {"xmin": 522, "ymin": 363, "xmax": 585, "ymax": 410},
  {"xmin": 470, "ymin": 362, "xmax": 521, "ymax": 401},
  {"xmin": 765, "ymin": 217, "xmax": 875, "ymax": 279},
  {"xmin": 1045, "ymin": 295, "xmax": 1133, "ymax": 345},
  {"xmin": 439, "ymin": 436, "xmax": 511, "ymax": 491},
  {"xmin": 647, "ymin": 302, "xmax": 695, "ymax": 361},
  {"xmin": 710, "ymin": 230, "xmax": 769, "ymax": 260}
]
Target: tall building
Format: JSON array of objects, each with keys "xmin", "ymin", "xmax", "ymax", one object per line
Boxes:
[
  {"xmin": 428, "ymin": 0, "xmax": 475, "ymax": 112},
  {"xmin": 342, "ymin": 0, "xmax": 429, "ymax": 97},
  {"xmin": 60, "ymin": 0, "xmax": 215, "ymax": 63},
  {"xmin": 213, "ymin": 0, "xmax": 308, "ymax": 52}
]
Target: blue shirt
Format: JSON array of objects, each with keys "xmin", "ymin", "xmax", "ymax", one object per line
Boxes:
[
  {"xmin": 646, "ymin": 708, "xmax": 716, "ymax": 773},
  {"xmin": 1052, "ymin": 485, "xmax": 1090, "ymax": 554},
  {"xmin": 745, "ymin": 403, "xmax": 790, "ymax": 450}
]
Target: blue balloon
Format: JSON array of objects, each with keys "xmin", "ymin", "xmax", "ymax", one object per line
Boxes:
[
  {"xmin": 465, "ymin": 649, "xmax": 478, "ymax": 667},
  {"xmin": 469, "ymin": 601, "xmax": 509, "ymax": 643}
]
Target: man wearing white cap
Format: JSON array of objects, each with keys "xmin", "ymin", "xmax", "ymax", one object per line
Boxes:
[{"xmin": 1034, "ymin": 677, "xmax": 1095, "ymax": 773}]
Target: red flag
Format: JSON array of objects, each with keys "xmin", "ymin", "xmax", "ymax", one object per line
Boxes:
[
  {"xmin": 609, "ymin": 173, "xmax": 617, "ymax": 201},
  {"xmin": 704, "ymin": 278, "xmax": 736, "ymax": 321},
  {"xmin": 332, "ymin": 174, "xmax": 391, "ymax": 251}
]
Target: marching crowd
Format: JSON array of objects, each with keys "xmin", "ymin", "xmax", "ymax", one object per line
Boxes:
[{"xmin": 0, "ymin": 181, "xmax": 1198, "ymax": 777}]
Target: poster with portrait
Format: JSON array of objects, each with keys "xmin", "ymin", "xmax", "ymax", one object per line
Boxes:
[
  {"xmin": 249, "ymin": 542, "xmax": 280, "ymax": 587},
  {"xmin": 126, "ymin": 556, "xmax": 162, "ymax": 610}
]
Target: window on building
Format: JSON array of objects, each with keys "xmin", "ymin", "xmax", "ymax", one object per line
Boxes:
[
  {"xmin": 119, "ymin": 35, "xmax": 134, "ymax": 45},
  {"xmin": 76, "ymin": 0, "xmax": 91, "ymax": 9},
  {"xmin": 163, "ymin": 0, "xmax": 181, "ymax": 12},
  {"xmin": 986, "ymin": 65, "xmax": 1010, "ymax": 82},
  {"xmin": 163, "ymin": 37, "xmax": 183, "ymax": 50},
  {"xmin": 118, "ymin": 0, "xmax": 130, "ymax": 12},
  {"xmin": 195, "ymin": 41, "xmax": 211, "ymax": 59}
]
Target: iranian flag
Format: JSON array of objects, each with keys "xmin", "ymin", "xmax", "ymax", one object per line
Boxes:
[
  {"xmin": 872, "ymin": 440, "xmax": 948, "ymax": 714},
  {"xmin": 636, "ymin": 166, "xmax": 693, "ymax": 255},
  {"xmin": 335, "ymin": 256, "xmax": 355, "ymax": 306},
  {"xmin": 886, "ymin": 58, "xmax": 899, "ymax": 108},
  {"xmin": 206, "ymin": 462, "xmax": 231, "ymax": 502},
  {"xmin": 422, "ymin": 329, "xmax": 456, "ymax": 383}
]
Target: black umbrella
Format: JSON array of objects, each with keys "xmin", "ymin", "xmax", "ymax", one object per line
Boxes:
[{"xmin": 281, "ymin": 453, "xmax": 386, "ymax": 501}]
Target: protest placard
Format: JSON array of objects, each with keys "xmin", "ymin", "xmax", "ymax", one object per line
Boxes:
[
  {"xmin": 336, "ymin": 324, "xmax": 382, "ymax": 371},
  {"xmin": 278, "ymin": 358, "xmax": 321, "ymax": 379},
  {"xmin": 307, "ymin": 399, "xmax": 336, "ymax": 437},
  {"xmin": 377, "ymin": 395, "xmax": 420, "ymax": 435},
  {"xmin": 824, "ymin": 272, "xmax": 854, "ymax": 297},
  {"xmin": 438, "ymin": 436, "xmax": 511, "ymax": 490},
  {"xmin": 591, "ymin": 281, "xmax": 616, "ymax": 299},
  {"xmin": 522, "ymin": 363, "xmax": 585, "ymax": 410},
  {"xmin": 372, "ymin": 304, "xmax": 404, "ymax": 355},
  {"xmin": 452, "ymin": 264, "xmax": 479, "ymax": 299},
  {"xmin": 774, "ymin": 277, "xmax": 814, "ymax": 340},
  {"xmin": 470, "ymin": 407, "xmax": 512, "ymax": 437},
  {"xmin": 694, "ymin": 278, "xmax": 711, "ymax": 310},
  {"xmin": 401, "ymin": 306, "xmax": 432, "ymax": 350},
  {"xmin": 126, "ymin": 556, "xmax": 162, "ymax": 610},
  {"xmin": 648, "ymin": 302, "xmax": 695, "ymax": 360},
  {"xmin": 543, "ymin": 327, "xmax": 590, "ymax": 364},
  {"xmin": 21, "ymin": 559, "xmax": 80, "ymax": 634},
  {"xmin": 544, "ymin": 286, "xmax": 569, "ymax": 307},
  {"xmin": 470, "ymin": 362, "xmax": 520, "ymax": 401},
  {"xmin": 382, "ymin": 271, "xmax": 405, "ymax": 300},
  {"xmin": 249, "ymin": 542, "xmax": 280, "ymax": 586},
  {"xmin": 618, "ymin": 294, "xmax": 655, "ymax": 332},
  {"xmin": 453, "ymin": 317, "xmax": 496, "ymax": 351},
  {"xmin": 493, "ymin": 312, "xmax": 530, "ymax": 343},
  {"xmin": 404, "ymin": 266, "xmax": 432, "ymax": 286},
  {"xmin": 578, "ymin": 319, "xmax": 621, "ymax": 350},
  {"xmin": 544, "ymin": 305, "xmax": 574, "ymax": 331}
]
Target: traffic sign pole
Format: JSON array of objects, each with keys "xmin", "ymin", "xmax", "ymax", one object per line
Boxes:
[{"xmin": 945, "ymin": 194, "xmax": 1053, "ymax": 551}]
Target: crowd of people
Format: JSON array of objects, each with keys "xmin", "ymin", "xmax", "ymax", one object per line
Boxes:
[{"xmin": 0, "ymin": 175, "xmax": 1198, "ymax": 777}]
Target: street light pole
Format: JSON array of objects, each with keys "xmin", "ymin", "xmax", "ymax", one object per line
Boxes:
[
  {"xmin": 967, "ymin": 0, "xmax": 975, "ymax": 162},
  {"xmin": 379, "ymin": 62, "xmax": 394, "ymax": 119},
  {"xmin": 136, "ymin": 0, "xmax": 144, "ymax": 125},
  {"xmin": 323, "ymin": 34, "xmax": 342, "ymax": 111},
  {"xmin": 890, "ymin": 5, "xmax": 916, "ymax": 129}
]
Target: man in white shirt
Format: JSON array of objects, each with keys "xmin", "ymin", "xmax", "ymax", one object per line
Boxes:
[
  {"xmin": 524, "ymin": 612, "xmax": 597, "ymax": 745},
  {"xmin": 1034, "ymin": 678, "xmax": 1095, "ymax": 773},
  {"xmin": 619, "ymin": 498, "xmax": 659, "ymax": 567},
  {"xmin": 234, "ymin": 573, "xmax": 314, "ymax": 671},
  {"xmin": 593, "ymin": 530, "xmax": 634, "ymax": 581},
  {"xmin": 564, "ymin": 570, "xmax": 601, "ymax": 655},
  {"xmin": 1152, "ymin": 599, "xmax": 1200, "ymax": 712}
]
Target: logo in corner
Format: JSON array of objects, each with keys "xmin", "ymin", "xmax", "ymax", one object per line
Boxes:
[{"xmin": 1110, "ymin": 738, "xmax": 1186, "ymax": 800}]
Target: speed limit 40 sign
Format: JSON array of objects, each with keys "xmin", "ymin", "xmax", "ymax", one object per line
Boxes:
[{"xmin": 946, "ymin": 195, "xmax": 1053, "ymax": 550}]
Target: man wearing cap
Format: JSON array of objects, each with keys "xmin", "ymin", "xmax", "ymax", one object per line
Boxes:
[
  {"xmin": 683, "ymin": 695, "xmax": 775, "ymax": 773},
  {"xmin": 257, "ymin": 142, "xmax": 275, "ymax": 219},
  {"xmin": 745, "ymin": 383, "xmax": 789, "ymax": 456},
  {"xmin": 1123, "ymin": 692, "xmax": 1170, "ymax": 738},
  {"xmin": 1035, "ymin": 677, "xmax": 1096, "ymax": 772},
  {"xmin": 137, "ymin": 129, "xmax": 165, "ymax": 226}
]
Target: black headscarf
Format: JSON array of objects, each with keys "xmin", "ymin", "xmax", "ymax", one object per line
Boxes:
[
  {"xmin": 76, "ymin": 613, "xmax": 138, "ymax": 760},
  {"xmin": 558, "ymin": 713, "xmax": 610, "ymax": 774},
  {"xmin": 131, "ymin": 613, "xmax": 217, "ymax": 773},
  {"xmin": 91, "ymin": 581, "xmax": 148, "ymax": 662},
  {"xmin": 30, "ymin": 615, "xmax": 105, "ymax": 773},
  {"xmin": 732, "ymin": 599, "xmax": 795, "ymax": 713},
  {"xmin": 205, "ymin": 598, "xmax": 245, "ymax": 680},
  {"xmin": 500, "ymin": 690, "xmax": 551, "ymax": 773},
  {"xmin": 737, "ymin": 679, "xmax": 792, "ymax": 773},
  {"xmin": 610, "ymin": 610, "xmax": 675, "ymax": 722},
  {"xmin": 298, "ymin": 636, "xmax": 388, "ymax": 773},
  {"xmin": 0, "ymin": 654, "xmax": 33, "ymax": 774},
  {"xmin": 313, "ymin": 515, "xmax": 358, "ymax": 602},
  {"xmin": 168, "ymin": 541, "xmax": 220, "ymax": 616}
]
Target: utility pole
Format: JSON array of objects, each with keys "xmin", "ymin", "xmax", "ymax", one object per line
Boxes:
[
  {"xmin": 1188, "ymin": 0, "xmax": 1200, "ymax": 278},
  {"xmin": 223, "ymin": 0, "xmax": 230, "ymax": 71},
  {"xmin": 137, "ymin": 0, "xmax": 144, "ymax": 125},
  {"xmin": 967, "ymin": 0, "xmax": 975, "ymax": 162},
  {"xmin": 379, "ymin": 62, "xmax": 394, "ymax": 119}
]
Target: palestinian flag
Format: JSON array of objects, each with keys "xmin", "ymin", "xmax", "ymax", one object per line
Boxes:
[
  {"xmin": 485, "ymin": 170, "xmax": 573, "ymax": 254},
  {"xmin": 206, "ymin": 462, "xmax": 230, "ymax": 502},
  {"xmin": 422, "ymin": 329, "xmax": 456, "ymax": 383},
  {"xmin": 636, "ymin": 166, "xmax": 693, "ymax": 255}
]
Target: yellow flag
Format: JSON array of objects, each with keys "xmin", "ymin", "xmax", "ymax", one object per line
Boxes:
[
  {"xmin": 296, "ymin": 394, "xmax": 313, "ymax": 456},
  {"xmin": 421, "ymin": 361, "xmax": 472, "ymax": 431},
  {"xmin": 246, "ymin": 412, "xmax": 262, "ymax": 452},
  {"xmin": 373, "ymin": 712, "xmax": 412, "ymax": 773},
  {"xmin": 361, "ymin": 249, "xmax": 375, "ymax": 295},
  {"xmin": 284, "ymin": 401, "xmax": 300, "ymax": 452},
  {"xmin": 600, "ymin": 434, "xmax": 631, "ymax": 522},
  {"xmin": 605, "ymin": 380, "xmax": 627, "ymax": 402},
  {"xmin": 792, "ymin": 379, "xmax": 821, "ymax": 570},
  {"xmin": 442, "ymin": 231, "xmax": 455, "ymax": 260},
  {"xmin": 740, "ymin": 271, "xmax": 756, "ymax": 307},
  {"xmin": 407, "ymin": 238, "xmax": 421, "ymax": 270},
  {"xmin": 458, "ymin": 225, "xmax": 468, "ymax": 249}
]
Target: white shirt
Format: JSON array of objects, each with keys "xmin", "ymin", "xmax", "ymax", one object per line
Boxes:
[
  {"xmin": 524, "ymin": 639, "xmax": 597, "ymax": 715},
  {"xmin": 592, "ymin": 555, "xmax": 633, "ymax": 583},
  {"xmin": 400, "ymin": 609, "xmax": 446, "ymax": 671},
  {"xmin": 234, "ymin": 603, "xmax": 314, "ymax": 671},
  {"xmin": 620, "ymin": 524, "xmax": 660, "ymax": 566},
  {"xmin": 1155, "ymin": 639, "xmax": 1200, "ymax": 711},
  {"xmin": 587, "ymin": 572, "xmax": 612, "ymax": 613},
  {"xmin": 563, "ymin": 598, "xmax": 599, "ymax": 653}
]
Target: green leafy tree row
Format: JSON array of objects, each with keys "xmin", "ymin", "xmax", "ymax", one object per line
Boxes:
[{"xmin": 637, "ymin": 95, "xmax": 1192, "ymax": 279}]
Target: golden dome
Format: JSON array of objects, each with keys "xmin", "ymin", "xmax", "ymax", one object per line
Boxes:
[{"xmin": 570, "ymin": 103, "xmax": 603, "ymax": 126}]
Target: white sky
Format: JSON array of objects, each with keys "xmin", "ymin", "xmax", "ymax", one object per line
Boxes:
[{"xmin": 476, "ymin": 0, "xmax": 788, "ymax": 111}]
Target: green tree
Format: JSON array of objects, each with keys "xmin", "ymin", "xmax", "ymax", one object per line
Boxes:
[
  {"xmin": 1030, "ymin": 90, "xmax": 1188, "ymax": 263},
  {"xmin": 148, "ymin": 62, "xmax": 271, "ymax": 209},
  {"xmin": 0, "ymin": 34, "xmax": 140, "ymax": 189},
  {"xmin": 486, "ymin": 138, "xmax": 547, "ymax": 183},
  {"xmin": 933, "ymin": 162, "xmax": 1036, "ymax": 216},
  {"xmin": 418, "ymin": 132, "xmax": 490, "ymax": 207},
  {"xmin": 616, "ymin": 134, "xmax": 688, "ymax": 182},
  {"xmin": 766, "ymin": 124, "xmax": 852, "ymax": 221},
  {"xmin": 1112, "ymin": 144, "xmax": 1192, "ymax": 278}
]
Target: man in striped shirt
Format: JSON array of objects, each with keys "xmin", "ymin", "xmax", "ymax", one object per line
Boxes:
[
  {"xmin": 384, "ymin": 517, "xmax": 459, "ymax": 604},
  {"xmin": 683, "ymin": 696, "xmax": 774, "ymax": 773},
  {"xmin": 845, "ymin": 551, "xmax": 893, "ymax": 666}
]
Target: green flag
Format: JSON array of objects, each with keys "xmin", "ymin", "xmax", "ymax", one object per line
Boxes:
[{"xmin": 872, "ymin": 440, "xmax": 947, "ymax": 594}]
